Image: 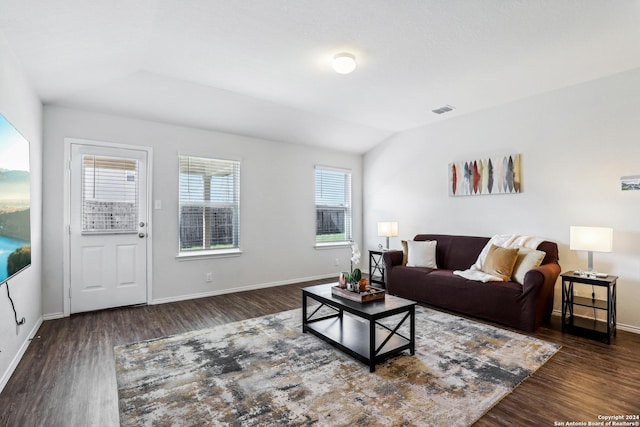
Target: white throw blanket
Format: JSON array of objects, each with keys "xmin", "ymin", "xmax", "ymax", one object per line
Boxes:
[{"xmin": 453, "ymin": 234, "xmax": 544, "ymax": 283}]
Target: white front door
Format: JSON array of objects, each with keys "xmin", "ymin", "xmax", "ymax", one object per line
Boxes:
[{"xmin": 69, "ymin": 144, "xmax": 149, "ymax": 313}]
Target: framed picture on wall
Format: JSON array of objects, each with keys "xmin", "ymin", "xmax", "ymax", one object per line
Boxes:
[
  {"xmin": 621, "ymin": 175, "xmax": 640, "ymax": 191},
  {"xmin": 448, "ymin": 153, "xmax": 521, "ymax": 197}
]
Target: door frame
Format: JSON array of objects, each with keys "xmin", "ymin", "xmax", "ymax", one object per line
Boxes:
[{"xmin": 63, "ymin": 137, "xmax": 153, "ymax": 317}]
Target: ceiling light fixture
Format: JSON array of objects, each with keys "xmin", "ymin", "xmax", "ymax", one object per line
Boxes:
[{"xmin": 332, "ymin": 52, "xmax": 357, "ymax": 74}]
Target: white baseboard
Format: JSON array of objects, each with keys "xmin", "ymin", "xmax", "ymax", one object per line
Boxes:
[
  {"xmin": 618, "ymin": 323, "xmax": 640, "ymax": 334},
  {"xmin": 41, "ymin": 274, "xmax": 338, "ymax": 316},
  {"xmin": 42, "ymin": 312, "xmax": 65, "ymax": 320},
  {"xmin": 151, "ymin": 273, "xmax": 337, "ymax": 306},
  {"xmin": 0, "ymin": 316, "xmax": 43, "ymax": 394},
  {"xmin": 551, "ymin": 309, "xmax": 639, "ymax": 335}
]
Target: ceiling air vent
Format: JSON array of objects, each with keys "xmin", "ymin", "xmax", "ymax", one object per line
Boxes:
[{"xmin": 432, "ymin": 105, "xmax": 455, "ymax": 115}]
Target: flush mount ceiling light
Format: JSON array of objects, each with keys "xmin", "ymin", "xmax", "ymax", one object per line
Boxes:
[{"xmin": 332, "ymin": 52, "xmax": 357, "ymax": 74}]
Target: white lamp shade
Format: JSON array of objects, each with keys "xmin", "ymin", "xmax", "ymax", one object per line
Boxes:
[
  {"xmin": 570, "ymin": 226, "xmax": 613, "ymax": 253},
  {"xmin": 377, "ymin": 221, "xmax": 398, "ymax": 237}
]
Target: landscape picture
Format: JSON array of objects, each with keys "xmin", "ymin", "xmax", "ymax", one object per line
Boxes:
[
  {"xmin": 0, "ymin": 114, "xmax": 31, "ymax": 284},
  {"xmin": 621, "ymin": 175, "xmax": 640, "ymax": 191}
]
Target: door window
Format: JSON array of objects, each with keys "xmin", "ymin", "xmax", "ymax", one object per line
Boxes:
[{"xmin": 81, "ymin": 155, "xmax": 139, "ymax": 233}]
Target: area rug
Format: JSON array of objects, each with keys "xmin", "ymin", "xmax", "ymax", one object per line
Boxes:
[{"xmin": 114, "ymin": 306, "xmax": 560, "ymax": 426}]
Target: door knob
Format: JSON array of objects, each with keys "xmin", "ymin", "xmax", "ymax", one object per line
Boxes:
[
  {"xmin": 138, "ymin": 233, "xmax": 146, "ymax": 238},
  {"xmin": 139, "ymin": 222, "xmax": 145, "ymax": 227}
]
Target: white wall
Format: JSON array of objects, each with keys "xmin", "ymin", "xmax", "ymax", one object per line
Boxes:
[
  {"xmin": 364, "ymin": 67, "xmax": 640, "ymax": 332},
  {"xmin": 0, "ymin": 33, "xmax": 43, "ymax": 391},
  {"xmin": 42, "ymin": 106, "xmax": 362, "ymax": 316}
]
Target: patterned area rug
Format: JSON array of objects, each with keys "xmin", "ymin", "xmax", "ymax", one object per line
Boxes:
[{"xmin": 114, "ymin": 306, "xmax": 560, "ymax": 426}]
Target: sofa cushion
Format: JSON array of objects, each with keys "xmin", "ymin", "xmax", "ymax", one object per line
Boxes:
[
  {"xmin": 481, "ymin": 244, "xmax": 519, "ymax": 281},
  {"xmin": 387, "ymin": 268, "xmax": 525, "ymax": 323},
  {"xmin": 537, "ymin": 240, "xmax": 559, "ymax": 264},
  {"xmin": 512, "ymin": 248, "xmax": 546, "ymax": 285},
  {"xmin": 414, "ymin": 234, "xmax": 490, "ymax": 270},
  {"xmin": 406, "ymin": 240, "xmax": 437, "ymax": 268},
  {"xmin": 401, "ymin": 240, "xmax": 408, "ymax": 266}
]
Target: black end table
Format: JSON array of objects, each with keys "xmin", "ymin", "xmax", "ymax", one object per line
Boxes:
[
  {"xmin": 369, "ymin": 250, "xmax": 386, "ymax": 288},
  {"xmin": 561, "ymin": 271, "xmax": 617, "ymax": 344}
]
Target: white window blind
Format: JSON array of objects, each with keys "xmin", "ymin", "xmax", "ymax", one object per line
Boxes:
[
  {"xmin": 315, "ymin": 166, "xmax": 352, "ymax": 244},
  {"xmin": 179, "ymin": 155, "xmax": 240, "ymax": 254},
  {"xmin": 81, "ymin": 155, "xmax": 138, "ymax": 233}
]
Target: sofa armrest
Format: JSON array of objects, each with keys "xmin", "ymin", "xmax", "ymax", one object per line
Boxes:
[
  {"xmin": 522, "ymin": 262, "xmax": 561, "ymax": 329},
  {"xmin": 382, "ymin": 250, "xmax": 403, "ymax": 270},
  {"xmin": 522, "ymin": 263, "xmax": 561, "ymax": 295}
]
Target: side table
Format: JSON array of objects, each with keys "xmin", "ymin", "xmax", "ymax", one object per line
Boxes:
[
  {"xmin": 369, "ymin": 250, "xmax": 386, "ymax": 288},
  {"xmin": 561, "ymin": 271, "xmax": 617, "ymax": 344}
]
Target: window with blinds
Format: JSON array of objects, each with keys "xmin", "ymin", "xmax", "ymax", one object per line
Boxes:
[
  {"xmin": 179, "ymin": 155, "xmax": 240, "ymax": 254},
  {"xmin": 315, "ymin": 166, "xmax": 352, "ymax": 244},
  {"xmin": 82, "ymin": 155, "xmax": 139, "ymax": 233}
]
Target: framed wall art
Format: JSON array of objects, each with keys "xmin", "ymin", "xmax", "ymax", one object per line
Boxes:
[
  {"xmin": 620, "ymin": 175, "xmax": 640, "ymax": 191},
  {"xmin": 449, "ymin": 153, "xmax": 521, "ymax": 197}
]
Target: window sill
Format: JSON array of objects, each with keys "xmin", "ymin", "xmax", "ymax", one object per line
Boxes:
[
  {"xmin": 176, "ymin": 248, "xmax": 243, "ymax": 260},
  {"xmin": 314, "ymin": 242, "xmax": 352, "ymax": 250}
]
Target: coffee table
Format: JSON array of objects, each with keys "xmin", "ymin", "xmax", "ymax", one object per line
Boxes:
[{"xmin": 302, "ymin": 284, "xmax": 416, "ymax": 372}]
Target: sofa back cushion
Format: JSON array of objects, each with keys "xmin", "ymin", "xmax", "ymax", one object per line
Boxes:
[
  {"xmin": 406, "ymin": 240, "xmax": 438, "ymax": 268},
  {"xmin": 414, "ymin": 234, "xmax": 490, "ymax": 271},
  {"xmin": 413, "ymin": 234, "xmax": 559, "ymax": 271},
  {"xmin": 536, "ymin": 240, "xmax": 559, "ymax": 265}
]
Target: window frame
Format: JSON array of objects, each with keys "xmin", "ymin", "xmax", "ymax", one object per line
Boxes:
[
  {"xmin": 314, "ymin": 165, "xmax": 353, "ymax": 248},
  {"xmin": 177, "ymin": 154, "xmax": 242, "ymax": 259}
]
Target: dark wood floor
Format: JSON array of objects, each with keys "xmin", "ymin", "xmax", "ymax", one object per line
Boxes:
[{"xmin": 1, "ymin": 279, "xmax": 639, "ymax": 426}]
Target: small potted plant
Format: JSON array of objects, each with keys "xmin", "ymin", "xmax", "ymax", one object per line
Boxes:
[{"xmin": 348, "ymin": 268, "xmax": 362, "ymax": 292}]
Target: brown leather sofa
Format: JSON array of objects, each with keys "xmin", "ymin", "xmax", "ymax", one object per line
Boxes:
[{"xmin": 382, "ymin": 234, "xmax": 561, "ymax": 332}]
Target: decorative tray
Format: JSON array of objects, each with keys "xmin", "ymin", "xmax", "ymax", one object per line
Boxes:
[{"xmin": 331, "ymin": 286, "xmax": 385, "ymax": 303}]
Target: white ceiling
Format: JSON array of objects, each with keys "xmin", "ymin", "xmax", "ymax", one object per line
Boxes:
[{"xmin": 1, "ymin": 1, "xmax": 640, "ymax": 153}]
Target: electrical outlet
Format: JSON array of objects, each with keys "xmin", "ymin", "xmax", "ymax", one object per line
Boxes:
[
  {"xmin": 206, "ymin": 272, "xmax": 213, "ymax": 282},
  {"xmin": 334, "ymin": 258, "xmax": 340, "ymax": 266}
]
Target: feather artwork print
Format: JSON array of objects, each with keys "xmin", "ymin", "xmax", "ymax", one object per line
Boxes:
[
  {"xmin": 448, "ymin": 153, "xmax": 521, "ymax": 196},
  {"xmin": 463, "ymin": 162, "xmax": 471, "ymax": 195},
  {"xmin": 487, "ymin": 159, "xmax": 494, "ymax": 194},
  {"xmin": 506, "ymin": 155, "xmax": 514, "ymax": 192},
  {"xmin": 480, "ymin": 159, "xmax": 488, "ymax": 194},
  {"xmin": 513, "ymin": 154, "xmax": 521, "ymax": 192},
  {"xmin": 451, "ymin": 163, "xmax": 457, "ymax": 195},
  {"xmin": 473, "ymin": 161, "xmax": 480, "ymax": 194},
  {"xmin": 497, "ymin": 158, "xmax": 504, "ymax": 193}
]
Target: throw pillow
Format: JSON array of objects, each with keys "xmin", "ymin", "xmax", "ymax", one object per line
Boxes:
[
  {"xmin": 481, "ymin": 244, "xmax": 519, "ymax": 281},
  {"xmin": 401, "ymin": 240, "xmax": 408, "ymax": 266},
  {"xmin": 406, "ymin": 240, "xmax": 437, "ymax": 269},
  {"xmin": 511, "ymin": 247, "xmax": 546, "ymax": 285}
]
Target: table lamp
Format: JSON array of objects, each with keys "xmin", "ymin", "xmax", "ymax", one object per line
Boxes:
[
  {"xmin": 377, "ymin": 221, "xmax": 398, "ymax": 250},
  {"xmin": 569, "ymin": 226, "xmax": 613, "ymax": 276}
]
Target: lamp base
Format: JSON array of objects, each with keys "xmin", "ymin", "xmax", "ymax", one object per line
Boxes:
[
  {"xmin": 574, "ymin": 270, "xmax": 608, "ymax": 278},
  {"xmin": 587, "ymin": 251, "xmax": 594, "ymax": 272},
  {"xmin": 583, "ymin": 251, "xmax": 608, "ymax": 277}
]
